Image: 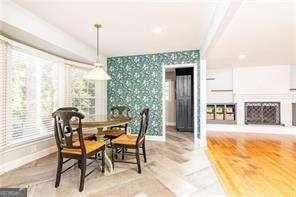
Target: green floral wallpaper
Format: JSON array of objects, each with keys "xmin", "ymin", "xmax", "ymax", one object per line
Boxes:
[{"xmin": 107, "ymin": 50, "xmax": 200, "ymax": 136}]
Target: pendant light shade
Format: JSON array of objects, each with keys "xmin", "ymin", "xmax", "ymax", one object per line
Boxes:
[
  {"xmin": 84, "ymin": 23, "xmax": 111, "ymax": 81},
  {"xmin": 84, "ymin": 66, "xmax": 111, "ymax": 80}
]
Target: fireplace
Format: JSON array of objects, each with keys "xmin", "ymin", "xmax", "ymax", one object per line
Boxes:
[{"xmin": 245, "ymin": 102, "xmax": 281, "ymax": 125}]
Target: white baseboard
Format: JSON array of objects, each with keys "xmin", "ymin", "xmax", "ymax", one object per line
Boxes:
[
  {"xmin": 129, "ymin": 133, "xmax": 165, "ymax": 142},
  {"xmin": 145, "ymin": 135, "xmax": 166, "ymax": 142},
  {"xmin": 207, "ymin": 124, "xmax": 296, "ymax": 135},
  {"xmin": 166, "ymin": 122, "xmax": 176, "ymax": 126},
  {"xmin": 194, "ymin": 137, "xmax": 207, "ymax": 147},
  {"xmin": 0, "ymin": 146, "xmax": 57, "ymax": 175}
]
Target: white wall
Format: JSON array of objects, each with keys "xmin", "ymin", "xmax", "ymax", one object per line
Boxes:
[
  {"xmin": 233, "ymin": 65, "xmax": 292, "ymax": 126},
  {"xmin": 207, "ymin": 65, "xmax": 295, "ymax": 131},
  {"xmin": 207, "ymin": 68, "xmax": 233, "ymax": 103},
  {"xmin": 290, "ymin": 65, "xmax": 296, "ymax": 89},
  {"xmin": 233, "ymin": 65, "xmax": 290, "ymax": 95},
  {"xmin": 0, "ymin": 138, "xmax": 56, "ymax": 175}
]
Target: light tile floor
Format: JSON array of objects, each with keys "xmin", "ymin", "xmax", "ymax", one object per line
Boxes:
[{"xmin": 0, "ymin": 127, "xmax": 225, "ymax": 197}]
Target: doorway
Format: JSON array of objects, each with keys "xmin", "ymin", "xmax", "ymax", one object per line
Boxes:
[{"xmin": 162, "ymin": 64, "xmax": 198, "ymax": 143}]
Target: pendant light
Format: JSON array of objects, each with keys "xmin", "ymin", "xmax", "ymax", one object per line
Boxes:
[{"xmin": 84, "ymin": 24, "xmax": 111, "ymax": 80}]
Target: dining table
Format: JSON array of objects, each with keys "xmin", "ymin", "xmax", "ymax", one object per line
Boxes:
[{"xmin": 75, "ymin": 115, "xmax": 132, "ymax": 174}]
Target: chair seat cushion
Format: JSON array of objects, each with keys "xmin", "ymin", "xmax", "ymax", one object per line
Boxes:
[
  {"xmin": 62, "ymin": 140, "xmax": 105, "ymax": 155},
  {"xmin": 104, "ymin": 129, "xmax": 125, "ymax": 138},
  {"xmin": 112, "ymin": 134, "xmax": 143, "ymax": 146}
]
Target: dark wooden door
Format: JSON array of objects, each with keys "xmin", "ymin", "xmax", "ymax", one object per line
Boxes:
[{"xmin": 176, "ymin": 68, "xmax": 193, "ymax": 132}]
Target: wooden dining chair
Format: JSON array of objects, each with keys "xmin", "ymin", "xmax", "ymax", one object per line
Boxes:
[
  {"xmin": 104, "ymin": 106, "xmax": 131, "ymax": 139},
  {"xmin": 111, "ymin": 108, "xmax": 149, "ymax": 174},
  {"xmin": 52, "ymin": 110, "xmax": 105, "ymax": 192},
  {"xmin": 56, "ymin": 107, "xmax": 96, "ymax": 141}
]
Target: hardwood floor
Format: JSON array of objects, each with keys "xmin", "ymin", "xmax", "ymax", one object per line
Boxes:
[
  {"xmin": 0, "ymin": 128, "xmax": 224, "ymax": 196},
  {"xmin": 207, "ymin": 131, "xmax": 296, "ymax": 197}
]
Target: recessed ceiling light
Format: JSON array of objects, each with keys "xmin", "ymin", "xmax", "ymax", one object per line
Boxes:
[
  {"xmin": 238, "ymin": 54, "xmax": 247, "ymax": 60},
  {"xmin": 152, "ymin": 26, "xmax": 163, "ymax": 34}
]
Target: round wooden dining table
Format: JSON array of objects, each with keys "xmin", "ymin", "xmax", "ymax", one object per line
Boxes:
[{"xmin": 80, "ymin": 115, "xmax": 132, "ymax": 130}]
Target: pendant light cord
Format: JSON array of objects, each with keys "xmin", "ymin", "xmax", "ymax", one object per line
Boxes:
[
  {"xmin": 93, "ymin": 24, "xmax": 104, "ymax": 68},
  {"xmin": 97, "ymin": 25, "xmax": 99, "ymax": 58}
]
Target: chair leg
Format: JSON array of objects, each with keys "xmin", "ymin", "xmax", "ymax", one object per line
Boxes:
[
  {"xmin": 142, "ymin": 141, "xmax": 147, "ymax": 163},
  {"xmin": 55, "ymin": 153, "xmax": 63, "ymax": 188},
  {"xmin": 115, "ymin": 147, "xmax": 118, "ymax": 159},
  {"xmin": 136, "ymin": 147, "xmax": 141, "ymax": 174},
  {"xmin": 101, "ymin": 149, "xmax": 105, "ymax": 173},
  {"xmin": 79, "ymin": 157, "xmax": 86, "ymax": 192},
  {"xmin": 124, "ymin": 124, "xmax": 128, "ymax": 133},
  {"xmin": 77, "ymin": 160, "xmax": 82, "ymax": 169}
]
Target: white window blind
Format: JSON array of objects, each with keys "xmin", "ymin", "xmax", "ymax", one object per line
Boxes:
[
  {"xmin": 0, "ymin": 40, "xmax": 7, "ymax": 148},
  {"xmin": 65, "ymin": 65, "xmax": 97, "ymax": 120},
  {"xmin": 6, "ymin": 47, "xmax": 59, "ymax": 144},
  {"xmin": 0, "ymin": 36, "xmax": 100, "ymax": 149}
]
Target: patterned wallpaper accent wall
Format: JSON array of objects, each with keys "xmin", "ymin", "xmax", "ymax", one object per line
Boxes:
[{"xmin": 107, "ymin": 50, "xmax": 200, "ymax": 136}]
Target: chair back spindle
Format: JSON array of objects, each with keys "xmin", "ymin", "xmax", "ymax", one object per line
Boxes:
[
  {"xmin": 52, "ymin": 110, "xmax": 86, "ymax": 154},
  {"xmin": 53, "ymin": 107, "xmax": 79, "ymax": 142},
  {"xmin": 137, "ymin": 108, "xmax": 149, "ymax": 144},
  {"xmin": 111, "ymin": 106, "xmax": 130, "ymax": 118}
]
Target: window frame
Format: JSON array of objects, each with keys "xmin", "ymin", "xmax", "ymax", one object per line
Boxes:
[{"xmin": 0, "ymin": 35, "xmax": 98, "ymax": 150}]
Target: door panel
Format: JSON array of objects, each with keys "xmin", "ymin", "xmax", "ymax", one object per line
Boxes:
[{"xmin": 176, "ymin": 68, "xmax": 193, "ymax": 131}]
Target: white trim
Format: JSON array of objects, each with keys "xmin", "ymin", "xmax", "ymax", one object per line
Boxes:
[
  {"xmin": 0, "ymin": 35, "xmax": 93, "ymax": 69},
  {"xmin": 166, "ymin": 122, "xmax": 176, "ymax": 126},
  {"xmin": 0, "ymin": 145, "xmax": 57, "ymax": 175},
  {"xmin": 200, "ymin": 0, "xmax": 242, "ymax": 58},
  {"xmin": 162, "ymin": 63, "xmax": 198, "ymax": 143},
  {"xmin": 162, "ymin": 65, "xmax": 167, "ymax": 141},
  {"xmin": 199, "ymin": 59, "xmax": 207, "ymax": 146},
  {"xmin": 207, "ymin": 124, "xmax": 296, "ymax": 135},
  {"xmin": 145, "ymin": 135, "xmax": 166, "ymax": 142},
  {"xmin": 193, "ymin": 62, "xmax": 198, "ymax": 144}
]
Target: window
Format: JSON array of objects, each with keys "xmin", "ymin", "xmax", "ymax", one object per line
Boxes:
[
  {"xmin": 0, "ymin": 37, "xmax": 100, "ymax": 149},
  {"xmin": 68, "ymin": 66, "xmax": 97, "ymax": 120},
  {"xmin": 6, "ymin": 48, "xmax": 58, "ymax": 144}
]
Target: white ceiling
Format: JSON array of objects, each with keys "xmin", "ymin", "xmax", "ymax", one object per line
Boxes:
[
  {"xmin": 13, "ymin": 0, "xmax": 217, "ymax": 57},
  {"xmin": 206, "ymin": 1, "xmax": 296, "ymax": 68}
]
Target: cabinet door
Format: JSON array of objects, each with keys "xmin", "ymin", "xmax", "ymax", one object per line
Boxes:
[{"xmin": 176, "ymin": 74, "xmax": 193, "ymax": 131}]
